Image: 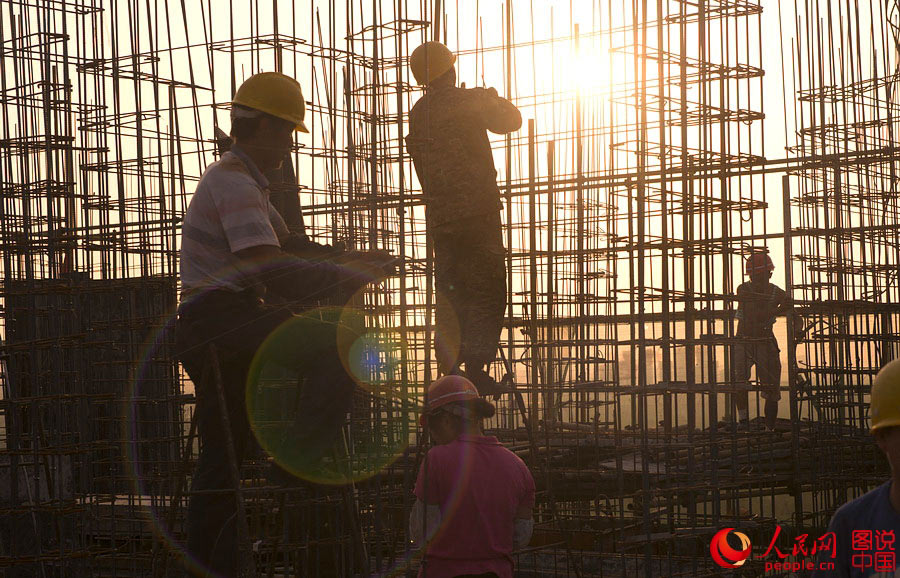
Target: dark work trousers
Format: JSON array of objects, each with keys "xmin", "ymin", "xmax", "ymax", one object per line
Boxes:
[
  {"xmin": 432, "ymin": 212, "xmax": 507, "ymax": 374},
  {"xmin": 175, "ymin": 290, "xmax": 356, "ymax": 577},
  {"xmin": 732, "ymin": 335, "xmax": 782, "ymax": 401}
]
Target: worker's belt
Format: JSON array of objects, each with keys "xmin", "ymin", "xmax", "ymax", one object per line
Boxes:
[{"xmin": 177, "ymin": 287, "xmax": 262, "ymax": 320}]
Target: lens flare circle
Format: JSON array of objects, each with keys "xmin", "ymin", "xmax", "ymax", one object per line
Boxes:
[
  {"xmin": 710, "ymin": 528, "xmax": 752, "ymax": 568},
  {"xmin": 335, "ymin": 300, "xmax": 407, "ymax": 401},
  {"xmin": 246, "ymin": 307, "xmax": 407, "ymax": 485}
]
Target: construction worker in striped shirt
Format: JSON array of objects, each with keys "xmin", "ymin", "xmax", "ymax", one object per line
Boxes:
[{"xmin": 176, "ymin": 72, "xmax": 393, "ymax": 577}]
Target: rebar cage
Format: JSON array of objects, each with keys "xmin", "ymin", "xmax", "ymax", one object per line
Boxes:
[{"xmin": 1, "ymin": 1, "xmax": 898, "ymax": 576}]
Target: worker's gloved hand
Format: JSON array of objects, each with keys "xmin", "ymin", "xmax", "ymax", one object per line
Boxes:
[
  {"xmin": 281, "ymin": 233, "xmax": 346, "ymax": 261},
  {"xmin": 332, "ymin": 250, "xmax": 398, "ymax": 299},
  {"xmin": 337, "ymin": 249, "xmax": 398, "ymax": 278},
  {"xmin": 472, "ymin": 87, "xmax": 504, "ymax": 116},
  {"xmin": 360, "ymin": 249, "xmax": 399, "ymax": 276}
]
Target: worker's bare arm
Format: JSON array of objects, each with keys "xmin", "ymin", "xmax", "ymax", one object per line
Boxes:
[
  {"xmin": 774, "ymin": 290, "xmax": 791, "ymax": 316},
  {"xmin": 513, "ymin": 504, "xmax": 534, "ymax": 550},
  {"xmin": 234, "ymin": 243, "xmax": 282, "ymax": 263},
  {"xmin": 734, "ymin": 284, "xmax": 747, "ymax": 320},
  {"xmin": 409, "ymin": 499, "xmax": 442, "ymax": 547},
  {"xmin": 233, "ymin": 243, "xmax": 346, "ymax": 301},
  {"xmin": 477, "ymin": 88, "xmax": 523, "ymax": 134}
]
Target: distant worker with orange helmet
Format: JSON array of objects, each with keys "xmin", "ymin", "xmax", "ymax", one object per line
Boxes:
[
  {"xmin": 812, "ymin": 359, "xmax": 900, "ymax": 577},
  {"xmin": 405, "ymin": 41, "xmax": 522, "ymax": 396},
  {"xmin": 732, "ymin": 251, "xmax": 789, "ymax": 430},
  {"xmin": 176, "ymin": 72, "xmax": 393, "ymax": 577},
  {"xmin": 411, "ymin": 375, "xmax": 535, "ymax": 577}
]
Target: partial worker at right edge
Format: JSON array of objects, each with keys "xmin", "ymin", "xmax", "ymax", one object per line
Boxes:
[{"xmin": 812, "ymin": 359, "xmax": 900, "ymax": 577}]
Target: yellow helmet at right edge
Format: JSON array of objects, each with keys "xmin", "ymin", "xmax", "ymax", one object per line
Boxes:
[
  {"xmin": 410, "ymin": 41, "xmax": 456, "ymax": 85},
  {"xmin": 871, "ymin": 359, "xmax": 900, "ymax": 432}
]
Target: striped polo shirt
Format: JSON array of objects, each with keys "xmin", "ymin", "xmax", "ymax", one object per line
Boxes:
[{"xmin": 179, "ymin": 145, "xmax": 290, "ymax": 297}]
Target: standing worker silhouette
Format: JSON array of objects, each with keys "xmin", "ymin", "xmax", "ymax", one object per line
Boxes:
[
  {"xmin": 732, "ymin": 251, "xmax": 788, "ymax": 430},
  {"xmin": 405, "ymin": 41, "xmax": 522, "ymax": 396}
]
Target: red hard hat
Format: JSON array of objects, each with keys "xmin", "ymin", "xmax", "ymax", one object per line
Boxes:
[
  {"xmin": 420, "ymin": 375, "xmax": 478, "ymax": 426},
  {"xmin": 745, "ymin": 252, "xmax": 774, "ymax": 275}
]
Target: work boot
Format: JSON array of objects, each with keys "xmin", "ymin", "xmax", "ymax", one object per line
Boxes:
[
  {"xmin": 725, "ymin": 419, "xmax": 751, "ymax": 433},
  {"xmin": 465, "ymin": 367, "xmax": 511, "ymax": 398}
]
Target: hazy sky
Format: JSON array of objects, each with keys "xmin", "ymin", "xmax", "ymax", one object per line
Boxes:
[{"xmin": 1, "ymin": 0, "xmax": 894, "ymax": 294}]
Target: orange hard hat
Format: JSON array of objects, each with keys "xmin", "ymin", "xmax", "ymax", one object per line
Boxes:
[
  {"xmin": 420, "ymin": 375, "xmax": 478, "ymax": 426},
  {"xmin": 745, "ymin": 252, "xmax": 774, "ymax": 275}
]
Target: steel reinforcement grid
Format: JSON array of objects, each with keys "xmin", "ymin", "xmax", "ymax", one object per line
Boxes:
[{"xmin": 1, "ymin": 1, "xmax": 898, "ymax": 576}]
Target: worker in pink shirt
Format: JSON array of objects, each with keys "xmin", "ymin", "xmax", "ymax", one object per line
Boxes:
[{"xmin": 411, "ymin": 375, "xmax": 536, "ymax": 578}]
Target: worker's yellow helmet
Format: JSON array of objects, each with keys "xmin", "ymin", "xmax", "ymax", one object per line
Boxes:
[
  {"xmin": 232, "ymin": 72, "xmax": 309, "ymax": 133},
  {"xmin": 871, "ymin": 359, "xmax": 900, "ymax": 432},
  {"xmin": 410, "ymin": 41, "xmax": 456, "ymax": 85}
]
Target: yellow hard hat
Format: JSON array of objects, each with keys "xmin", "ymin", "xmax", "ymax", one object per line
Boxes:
[
  {"xmin": 232, "ymin": 72, "xmax": 309, "ymax": 133},
  {"xmin": 410, "ymin": 41, "xmax": 456, "ymax": 85},
  {"xmin": 871, "ymin": 359, "xmax": 900, "ymax": 432}
]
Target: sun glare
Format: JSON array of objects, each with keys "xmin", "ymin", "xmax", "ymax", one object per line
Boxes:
[{"xmin": 545, "ymin": 31, "xmax": 623, "ymax": 97}]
